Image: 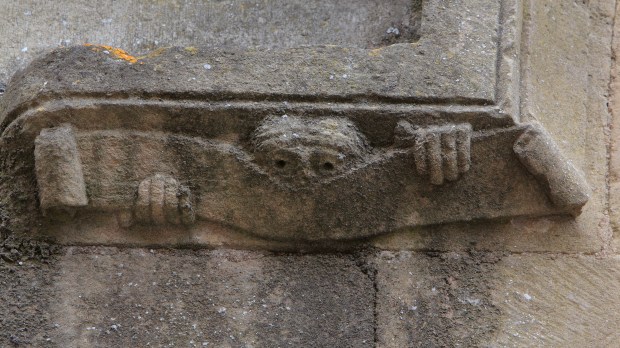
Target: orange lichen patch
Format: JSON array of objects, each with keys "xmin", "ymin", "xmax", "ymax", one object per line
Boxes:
[
  {"xmin": 184, "ymin": 46, "xmax": 198, "ymax": 55},
  {"xmin": 84, "ymin": 44, "xmax": 139, "ymax": 64},
  {"xmin": 136, "ymin": 47, "xmax": 170, "ymax": 60},
  {"xmin": 369, "ymin": 48, "xmax": 383, "ymax": 57}
]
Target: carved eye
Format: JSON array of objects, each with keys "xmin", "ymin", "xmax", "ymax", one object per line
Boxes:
[
  {"xmin": 274, "ymin": 159, "xmax": 288, "ymax": 169},
  {"xmin": 322, "ymin": 161, "xmax": 335, "ymax": 171},
  {"xmin": 310, "ymin": 150, "xmax": 343, "ymax": 174},
  {"xmin": 267, "ymin": 149, "xmax": 302, "ymax": 175}
]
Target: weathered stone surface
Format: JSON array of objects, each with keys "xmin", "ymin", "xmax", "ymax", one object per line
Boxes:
[
  {"xmin": 375, "ymin": 252, "xmax": 620, "ymax": 347},
  {"xmin": 0, "ymin": 0, "xmax": 423, "ymax": 81},
  {"xmin": 608, "ymin": 0, "xmax": 620, "ymax": 253},
  {"xmin": 0, "ymin": 0, "xmax": 610, "ymax": 249},
  {"xmin": 373, "ymin": 0, "xmax": 614, "ymax": 253},
  {"xmin": 46, "ymin": 248, "xmax": 374, "ymax": 347},
  {"xmin": 0, "ymin": 0, "xmax": 587, "ymax": 245},
  {"xmin": 0, "ymin": 0, "xmax": 618, "ymax": 347},
  {"xmin": 371, "ymin": 215, "xmax": 608, "ymax": 254},
  {"xmin": 514, "ymin": 123, "xmax": 590, "ymax": 212},
  {"xmin": 0, "ymin": 0, "xmax": 512, "ymax": 247},
  {"xmin": 520, "ymin": 0, "xmax": 614, "ymax": 251},
  {"xmin": 0, "ymin": 0, "xmax": 597, "ymax": 247},
  {"xmin": 17, "ymin": 119, "xmax": 584, "ymax": 243},
  {"xmin": 0, "ymin": 0, "xmax": 498, "ymax": 103},
  {"xmin": 610, "ymin": 182, "xmax": 620, "ymax": 252},
  {"xmin": 489, "ymin": 255, "xmax": 620, "ymax": 346},
  {"xmin": 0, "ymin": 239, "xmax": 58, "ymax": 347},
  {"xmin": 34, "ymin": 124, "xmax": 88, "ymax": 217},
  {"xmin": 0, "ymin": 49, "xmax": 590, "ymax": 245},
  {"xmin": 375, "ymin": 251, "xmax": 502, "ymax": 347}
]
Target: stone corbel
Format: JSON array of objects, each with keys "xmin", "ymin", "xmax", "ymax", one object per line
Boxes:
[
  {"xmin": 0, "ymin": 30, "xmax": 592, "ymax": 243},
  {"xmin": 24, "ymin": 112, "xmax": 590, "ymax": 243}
]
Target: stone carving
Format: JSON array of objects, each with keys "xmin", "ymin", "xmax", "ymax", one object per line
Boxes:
[
  {"xmin": 34, "ymin": 125, "xmax": 88, "ymax": 219},
  {"xmin": 513, "ymin": 123, "xmax": 591, "ymax": 212},
  {"xmin": 394, "ymin": 121, "xmax": 472, "ymax": 185},
  {"xmin": 134, "ymin": 174, "xmax": 195, "ymax": 226},
  {"xmin": 24, "ymin": 113, "xmax": 590, "ymax": 243},
  {"xmin": 34, "ymin": 126, "xmax": 199, "ymax": 227},
  {"xmin": 31, "ymin": 118, "xmax": 474, "ymax": 227},
  {"xmin": 251, "ymin": 116, "xmax": 370, "ymax": 185},
  {"xmin": 0, "ymin": 40, "xmax": 592, "ymax": 244}
]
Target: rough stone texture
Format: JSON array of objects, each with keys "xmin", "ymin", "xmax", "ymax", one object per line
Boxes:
[
  {"xmin": 609, "ymin": 0, "xmax": 620, "ymax": 253},
  {"xmin": 0, "ymin": 261, "xmax": 56, "ymax": 347},
  {"xmin": 5, "ymin": 250, "xmax": 620, "ymax": 347},
  {"xmin": 373, "ymin": 0, "xmax": 615, "ymax": 254},
  {"xmin": 489, "ymin": 254, "xmax": 620, "ymax": 346},
  {"xmin": 2, "ymin": 0, "xmax": 551, "ymax": 246},
  {"xmin": 34, "ymin": 124, "xmax": 88, "ymax": 216},
  {"xmin": 1, "ymin": 248, "xmax": 374, "ymax": 347},
  {"xmin": 375, "ymin": 252, "xmax": 620, "ymax": 347},
  {"xmin": 0, "ymin": 0, "xmax": 424, "ymax": 82},
  {"xmin": 0, "ymin": 1, "xmax": 592, "ymax": 244},
  {"xmin": 0, "ymin": 52, "xmax": 591, "ymax": 244},
  {"xmin": 513, "ymin": 123, "xmax": 590, "ymax": 211},
  {"xmin": 0, "ymin": 0, "xmax": 499, "ymax": 103},
  {"xmin": 375, "ymin": 251, "xmax": 502, "ymax": 347},
  {"xmin": 520, "ymin": 0, "xmax": 614, "ymax": 252},
  {"xmin": 0, "ymin": 0, "xmax": 619, "ymax": 347}
]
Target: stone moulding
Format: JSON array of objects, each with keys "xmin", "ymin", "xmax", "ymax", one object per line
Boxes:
[
  {"xmin": 0, "ymin": 0, "xmax": 592, "ymax": 244},
  {"xmin": 0, "ymin": 97, "xmax": 590, "ymax": 242}
]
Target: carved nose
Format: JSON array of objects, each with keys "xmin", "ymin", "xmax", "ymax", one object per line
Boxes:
[{"xmin": 301, "ymin": 167, "xmax": 316, "ymax": 179}]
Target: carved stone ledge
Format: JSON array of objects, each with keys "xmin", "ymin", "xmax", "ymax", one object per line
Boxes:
[
  {"xmin": 21, "ymin": 116, "xmax": 589, "ymax": 242},
  {"xmin": 0, "ymin": 0, "xmax": 592, "ymax": 245}
]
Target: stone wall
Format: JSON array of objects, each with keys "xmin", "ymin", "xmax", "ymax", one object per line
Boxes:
[{"xmin": 1, "ymin": 1, "xmax": 619, "ymax": 347}]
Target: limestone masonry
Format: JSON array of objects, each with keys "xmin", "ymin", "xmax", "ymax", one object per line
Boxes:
[
  {"xmin": 0, "ymin": 0, "xmax": 590, "ymax": 245},
  {"xmin": 0, "ymin": 0, "xmax": 618, "ymax": 346}
]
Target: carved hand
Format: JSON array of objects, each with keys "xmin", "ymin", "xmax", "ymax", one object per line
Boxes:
[
  {"xmin": 395, "ymin": 121, "xmax": 472, "ymax": 185},
  {"xmin": 134, "ymin": 174, "xmax": 195, "ymax": 225}
]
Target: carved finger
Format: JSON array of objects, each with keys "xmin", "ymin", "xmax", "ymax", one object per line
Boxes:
[
  {"xmin": 164, "ymin": 177, "xmax": 181, "ymax": 225},
  {"xmin": 149, "ymin": 175, "xmax": 166, "ymax": 225},
  {"xmin": 178, "ymin": 186, "xmax": 196, "ymax": 225},
  {"xmin": 441, "ymin": 128, "xmax": 459, "ymax": 182},
  {"xmin": 426, "ymin": 132, "xmax": 444, "ymax": 185},
  {"xmin": 413, "ymin": 129, "xmax": 428, "ymax": 176},
  {"xmin": 135, "ymin": 177, "xmax": 152, "ymax": 223},
  {"xmin": 456, "ymin": 124, "xmax": 472, "ymax": 173}
]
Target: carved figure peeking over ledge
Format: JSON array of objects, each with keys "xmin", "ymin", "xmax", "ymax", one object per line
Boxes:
[
  {"xmin": 251, "ymin": 115, "xmax": 371, "ymax": 184},
  {"xmin": 2, "ymin": 44, "xmax": 593, "ymax": 243},
  {"xmin": 250, "ymin": 116, "xmax": 472, "ymax": 186},
  {"xmin": 32, "ymin": 118, "xmax": 474, "ymax": 235},
  {"xmin": 28, "ymin": 115, "xmax": 590, "ymax": 240}
]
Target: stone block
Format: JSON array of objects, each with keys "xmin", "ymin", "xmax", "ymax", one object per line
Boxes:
[
  {"xmin": 45, "ymin": 248, "xmax": 374, "ymax": 347},
  {"xmin": 374, "ymin": 252, "xmax": 620, "ymax": 347},
  {"xmin": 608, "ymin": 0, "xmax": 620, "ymax": 253},
  {"xmin": 0, "ymin": 260, "xmax": 56, "ymax": 347},
  {"xmin": 375, "ymin": 251, "xmax": 502, "ymax": 347},
  {"xmin": 0, "ymin": 0, "xmax": 594, "ymax": 247},
  {"xmin": 34, "ymin": 124, "xmax": 88, "ymax": 218},
  {"xmin": 0, "ymin": 0, "xmax": 497, "ymax": 102},
  {"xmin": 490, "ymin": 255, "xmax": 620, "ymax": 346}
]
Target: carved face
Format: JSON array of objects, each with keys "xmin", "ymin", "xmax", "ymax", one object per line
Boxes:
[{"xmin": 252, "ymin": 115, "xmax": 369, "ymax": 183}]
